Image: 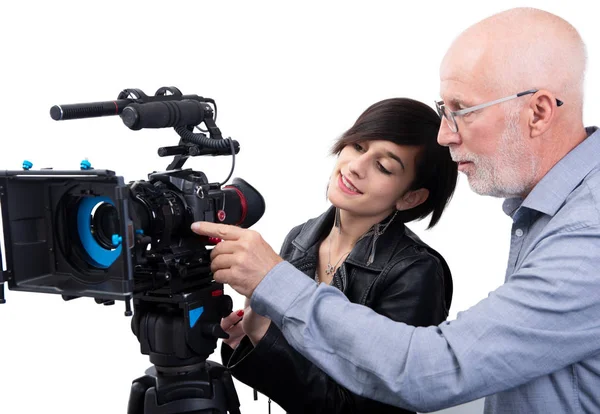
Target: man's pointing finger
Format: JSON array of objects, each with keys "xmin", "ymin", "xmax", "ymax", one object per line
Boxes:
[{"xmin": 191, "ymin": 221, "xmax": 244, "ymax": 240}]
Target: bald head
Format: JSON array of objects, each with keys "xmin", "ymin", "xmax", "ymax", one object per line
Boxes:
[
  {"xmin": 437, "ymin": 8, "xmax": 590, "ymax": 198},
  {"xmin": 441, "ymin": 7, "xmax": 587, "ymax": 117}
]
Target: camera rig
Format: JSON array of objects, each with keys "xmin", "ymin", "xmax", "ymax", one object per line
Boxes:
[{"xmin": 0, "ymin": 87, "xmax": 265, "ymax": 414}]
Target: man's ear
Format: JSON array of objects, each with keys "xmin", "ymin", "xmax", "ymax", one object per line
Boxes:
[
  {"xmin": 396, "ymin": 188, "xmax": 429, "ymax": 211},
  {"xmin": 528, "ymin": 90, "xmax": 557, "ymax": 137}
]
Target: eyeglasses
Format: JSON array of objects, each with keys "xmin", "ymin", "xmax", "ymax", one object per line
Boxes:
[{"xmin": 435, "ymin": 89, "xmax": 564, "ymax": 133}]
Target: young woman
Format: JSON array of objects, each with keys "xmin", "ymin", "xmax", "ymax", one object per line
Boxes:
[{"xmin": 220, "ymin": 98, "xmax": 458, "ymax": 413}]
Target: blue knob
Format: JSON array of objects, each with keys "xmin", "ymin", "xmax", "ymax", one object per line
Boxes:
[
  {"xmin": 112, "ymin": 234, "xmax": 123, "ymax": 246},
  {"xmin": 80, "ymin": 159, "xmax": 92, "ymax": 170},
  {"xmin": 22, "ymin": 160, "xmax": 33, "ymax": 170},
  {"xmin": 135, "ymin": 229, "xmax": 144, "ymax": 235}
]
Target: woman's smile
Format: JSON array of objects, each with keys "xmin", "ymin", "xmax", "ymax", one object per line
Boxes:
[{"xmin": 338, "ymin": 173, "xmax": 363, "ymax": 195}]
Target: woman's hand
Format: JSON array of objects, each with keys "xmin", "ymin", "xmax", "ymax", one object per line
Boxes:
[
  {"xmin": 242, "ymin": 305, "xmax": 272, "ymax": 346},
  {"xmin": 221, "ymin": 298, "xmax": 273, "ymax": 349},
  {"xmin": 220, "ymin": 309, "xmax": 246, "ymax": 349}
]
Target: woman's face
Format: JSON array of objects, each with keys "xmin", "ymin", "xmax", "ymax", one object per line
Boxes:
[{"xmin": 327, "ymin": 140, "xmax": 423, "ymax": 219}]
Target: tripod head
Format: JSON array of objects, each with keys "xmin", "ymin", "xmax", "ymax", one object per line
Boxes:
[{"xmin": 128, "ymin": 284, "xmax": 241, "ymax": 414}]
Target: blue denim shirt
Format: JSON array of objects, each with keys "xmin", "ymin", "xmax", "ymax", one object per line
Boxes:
[{"xmin": 252, "ymin": 126, "xmax": 600, "ymax": 413}]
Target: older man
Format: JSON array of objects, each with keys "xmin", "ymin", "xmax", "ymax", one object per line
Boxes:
[{"xmin": 193, "ymin": 8, "xmax": 600, "ymax": 413}]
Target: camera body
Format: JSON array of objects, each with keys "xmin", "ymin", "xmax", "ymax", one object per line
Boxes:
[
  {"xmin": 0, "ymin": 86, "xmax": 264, "ymax": 312},
  {"xmin": 0, "ymin": 167, "xmax": 261, "ymax": 305}
]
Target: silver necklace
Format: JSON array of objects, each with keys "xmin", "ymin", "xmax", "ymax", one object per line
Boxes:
[
  {"xmin": 316, "ymin": 208, "xmax": 399, "ymax": 282},
  {"xmin": 316, "ymin": 235, "xmax": 351, "ymax": 284},
  {"xmin": 316, "ymin": 209, "xmax": 350, "ymax": 283},
  {"xmin": 325, "ymin": 234, "xmax": 352, "ymax": 276}
]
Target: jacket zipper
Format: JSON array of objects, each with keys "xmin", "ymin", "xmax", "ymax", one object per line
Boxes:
[
  {"xmin": 366, "ymin": 213, "xmax": 397, "ymax": 266},
  {"xmin": 367, "ymin": 225, "xmax": 380, "ymax": 266}
]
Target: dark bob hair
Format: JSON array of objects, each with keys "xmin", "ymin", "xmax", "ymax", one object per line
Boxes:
[{"xmin": 331, "ymin": 98, "xmax": 458, "ymax": 228}]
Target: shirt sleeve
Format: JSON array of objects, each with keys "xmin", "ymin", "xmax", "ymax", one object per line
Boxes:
[{"xmin": 251, "ymin": 224, "xmax": 600, "ymax": 412}]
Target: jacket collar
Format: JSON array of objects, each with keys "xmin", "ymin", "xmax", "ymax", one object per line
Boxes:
[
  {"xmin": 291, "ymin": 205, "xmax": 453, "ymax": 312},
  {"xmin": 291, "ymin": 205, "xmax": 409, "ymax": 272}
]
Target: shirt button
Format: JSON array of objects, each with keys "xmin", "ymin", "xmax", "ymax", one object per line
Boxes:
[{"xmin": 515, "ymin": 228, "xmax": 524, "ymax": 237}]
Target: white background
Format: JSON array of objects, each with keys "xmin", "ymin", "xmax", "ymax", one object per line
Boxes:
[{"xmin": 0, "ymin": 1, "xmax": 597, "ymax": 413}]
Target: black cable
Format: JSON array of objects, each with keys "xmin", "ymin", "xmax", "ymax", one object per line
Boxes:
[
  {"xmin": 174, "ymin": 126, "xmax": 236, "ymax": 186},
  {"xmin": 218, "ymin": 137, "xmax": 236, "ymax": 186},
  {"xmin": 175, "ymin": 126, "xmax": 232, "ymax": 150}
]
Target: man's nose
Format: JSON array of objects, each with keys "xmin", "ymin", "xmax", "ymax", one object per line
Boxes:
[{"xmin": 437, "ymin": 121, "xmax": 462, "ymax": 147}]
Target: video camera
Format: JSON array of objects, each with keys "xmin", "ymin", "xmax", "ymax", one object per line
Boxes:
[{"xmin": 0, "ymin": 86, "xmax": 265, "ymax": 413}]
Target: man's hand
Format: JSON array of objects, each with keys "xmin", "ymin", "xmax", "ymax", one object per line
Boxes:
[{"xmin": 191, "ymin": 221, "xmax": 284, "ymax": 298}]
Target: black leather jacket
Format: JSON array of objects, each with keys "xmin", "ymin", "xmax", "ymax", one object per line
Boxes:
[{"xmin": 221, "ymin": 207, "xmax": 453, "ymax": 413}]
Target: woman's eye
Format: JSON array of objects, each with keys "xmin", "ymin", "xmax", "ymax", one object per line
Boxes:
[
  {"xmin": 377, "ymin": 162, "xmax": 392, "ymax": 175},
  {"xmin": 353, "ymin": 143, "xmax": 364, "ymax": 152}
]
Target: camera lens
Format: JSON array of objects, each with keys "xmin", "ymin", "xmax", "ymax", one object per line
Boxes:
[{"xmin": 91, "ymin": 202, "xmax": 120, "ymax": 249}]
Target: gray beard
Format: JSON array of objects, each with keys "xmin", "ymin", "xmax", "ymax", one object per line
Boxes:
[{"xmin": 466, "ymin": 112, "xmax": 539, "ymax": 198}]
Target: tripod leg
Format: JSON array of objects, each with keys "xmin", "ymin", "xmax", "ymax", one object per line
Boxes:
[
  {"xmin": 206, "ymin": 361, "xmax": 241, "ymax": 414},
  {"xmin": 127, "ymin": 374, "xmax": 157, "ymax": 414},
  {"xmin": 222, "ymin": 371, "xmax": 241, "ymax": 414}
]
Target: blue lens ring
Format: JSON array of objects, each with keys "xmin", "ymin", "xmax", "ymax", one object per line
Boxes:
[{"xmin": 76, "ymin": 196, "xmax": 122, "ymax": 268}]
